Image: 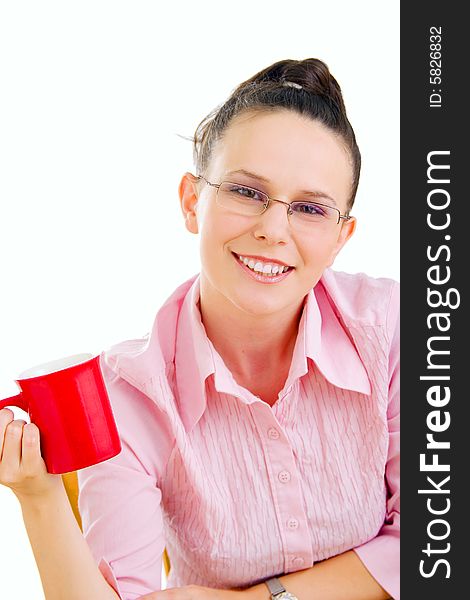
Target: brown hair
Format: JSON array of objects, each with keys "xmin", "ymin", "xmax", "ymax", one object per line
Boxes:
[{"xmin": 192, "ymin": 58, "xmax": 361, "ymax": 211}]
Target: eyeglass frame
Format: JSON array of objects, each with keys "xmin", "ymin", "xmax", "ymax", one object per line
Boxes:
[{"xmin": 195, "ymin": 175, "xmax": 352, "ymax": 225}]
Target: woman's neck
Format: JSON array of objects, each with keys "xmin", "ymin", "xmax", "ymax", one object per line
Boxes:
[{"xmin": 198, "ymin": 274, "xmax": 304, "ymax": 382}]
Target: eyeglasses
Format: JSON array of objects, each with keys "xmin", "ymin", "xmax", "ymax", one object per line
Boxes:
[{"xmin": 195, "ymin": 175, "xmax": 351, "ymax": 228}]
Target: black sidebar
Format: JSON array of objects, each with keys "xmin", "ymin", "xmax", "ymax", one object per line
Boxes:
[{"xmin": 401, "ymin": 2, "xmax": 468, "ymax": 598}]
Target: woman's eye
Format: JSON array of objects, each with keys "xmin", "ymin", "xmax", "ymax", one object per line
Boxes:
[
  {"xmin": 295, "ymin": 202, "xmax": 327, "ymax": 216},
  {"xmin": 230, "ymin": 185, "xmax": 263, "ymax": 201}
]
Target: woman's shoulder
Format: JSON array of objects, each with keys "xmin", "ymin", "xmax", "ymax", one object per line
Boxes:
[
  {"xmin": 319, "ymin": 267, "xmax": 400, "ymax": 335},
  {"xmin": 97, "ymin": 275, "xmax": 201, "ymax": 424},
  {"xmin": 101, "ymin": 274, "xmax": 199, "ymax": 381}
]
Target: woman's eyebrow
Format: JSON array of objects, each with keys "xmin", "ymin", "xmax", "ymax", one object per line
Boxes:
[{"xmin": 224, "ymin": 168, "xmax": 338, "ymax": 207}]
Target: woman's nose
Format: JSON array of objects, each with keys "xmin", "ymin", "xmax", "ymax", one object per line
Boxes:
[{"xmin": 253, "ymin": 199, "xmax": 291, "ymax": 243}]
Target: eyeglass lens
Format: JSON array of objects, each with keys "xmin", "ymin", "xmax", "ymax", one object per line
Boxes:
[{"xmin": 217, "ymin": 182, "xmax": 340, "ymax": 225}]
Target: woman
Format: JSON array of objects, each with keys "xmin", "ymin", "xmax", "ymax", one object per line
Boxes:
[{"xmin": 0, "ymin": 58, "xmax": 399, "ymax": 600}]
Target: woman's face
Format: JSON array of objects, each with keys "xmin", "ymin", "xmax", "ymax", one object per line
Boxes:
[{"xmin": 179, "ymin": 109, "xmax": 357, "ymax": 317}]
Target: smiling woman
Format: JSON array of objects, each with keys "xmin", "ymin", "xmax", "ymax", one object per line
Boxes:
[
  {"xmin": 1, "ymin": 57, "xmax": 399, "ymax": 600},
  {"xmin": 178, "ymin": 110, "xmax": 359, "ymax": 394}
]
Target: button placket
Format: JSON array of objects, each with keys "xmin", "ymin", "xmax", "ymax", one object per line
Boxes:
[{"xmin": 251, "ymin": 403, "xmax": 313, "ymax": 572}]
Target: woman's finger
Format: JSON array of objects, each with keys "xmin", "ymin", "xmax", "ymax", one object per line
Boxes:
[
  {"xmin": 0, "ymin": 408, "xmax": 15, "ymax": 461},
  {"xmin": 21, "ymin": 422, "xmax": 45, "ymax": 475},
  {"xmin": 1, "ymin": 419, "xmax": 27, "ymax": 472}
]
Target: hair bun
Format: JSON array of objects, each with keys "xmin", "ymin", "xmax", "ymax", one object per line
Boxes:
[{"xmin": 251, "ymin": 58, "xmax": 344, "ymax": 109}]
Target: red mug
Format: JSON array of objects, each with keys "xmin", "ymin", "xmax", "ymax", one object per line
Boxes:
[{"xmin": 0, "ymin": 353, "xmax": 121, "ymax": 474}]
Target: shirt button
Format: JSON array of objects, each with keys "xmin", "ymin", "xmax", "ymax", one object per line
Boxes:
[
  {"xmin": 268, "ymin": 428, "xmax": 280, "ymax": 439},
  {"xmin": 278, "ymin": 470, "xmax": 291, "ymax": 483},
  {"xmin": 287, "ymin": 518, "xmax": 299, "ymax": 529},
  {"xmin": 292, "ymin": 557, "xmax": 304, "ymax": 567}
]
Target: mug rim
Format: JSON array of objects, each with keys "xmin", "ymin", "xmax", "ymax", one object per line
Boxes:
[{"xmin": 17, "ymin": 353, "xmax": 95, "ymax": 380}]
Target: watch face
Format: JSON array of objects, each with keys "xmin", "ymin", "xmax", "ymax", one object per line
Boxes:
[{"xmin": 276, "ymin": 592, "xmax": 298, "ymax": 600}]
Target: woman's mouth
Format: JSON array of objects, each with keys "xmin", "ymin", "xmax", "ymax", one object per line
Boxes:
[{"xmin": 231, "ymin": 252, "xmax": 295, "ymax": 284}]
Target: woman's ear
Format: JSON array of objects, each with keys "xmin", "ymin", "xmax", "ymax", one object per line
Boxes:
[
  {"xmin": 326, "ymin": 216, "xmax": 357, "ymax": 267},
  {"xmin": 178, "ymin": 172, "xmax": 201, "ymax": 234}
]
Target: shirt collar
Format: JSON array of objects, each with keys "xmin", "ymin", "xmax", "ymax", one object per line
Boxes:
[
  {"xmin": 173, "ymin": 276, "xmax": 215, "ymax": 430},
  {"xmin": 173, "ymin": 273, "xmax": 371, "ymax": 432}
]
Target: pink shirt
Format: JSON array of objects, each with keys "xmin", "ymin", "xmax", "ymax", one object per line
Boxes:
[{"xmin": 77, "ymin": 267, "xmax": 400, "ymax": 600}]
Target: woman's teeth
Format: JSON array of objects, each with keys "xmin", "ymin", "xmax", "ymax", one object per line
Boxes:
[{"xmin": 235, "ymin": 253, "xmax": 291, "ymax": 276}]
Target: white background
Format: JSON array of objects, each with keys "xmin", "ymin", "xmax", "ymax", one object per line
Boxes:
[{"xmin": 0, "ymin": 1, "xmax": 399, "ymax": 597}]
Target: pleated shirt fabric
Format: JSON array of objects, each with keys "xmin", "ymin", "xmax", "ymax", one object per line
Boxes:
[{"xmin": 77, "ymin": 267, "xmax": 400, "ymax": 600}]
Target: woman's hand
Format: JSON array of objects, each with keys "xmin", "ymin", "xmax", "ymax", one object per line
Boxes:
[
  {"xmin": 0, "ymin": 408, "xmax": 63, "ymax": 501},
  {"xmin": 137, "ymin": 584, "xmax": 249, "ymax": 600}
]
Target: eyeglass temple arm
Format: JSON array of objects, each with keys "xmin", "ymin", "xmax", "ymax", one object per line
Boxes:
[{"xmin": 195, "ymin": 175, "xmax": 220, "ymax": 189}]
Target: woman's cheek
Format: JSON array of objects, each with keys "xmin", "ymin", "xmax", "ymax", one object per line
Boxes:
[{"xmin": 306, "ymin": 237, "xmax": 338, "ymax": 270}]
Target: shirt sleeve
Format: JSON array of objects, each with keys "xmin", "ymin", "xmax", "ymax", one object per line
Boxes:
[
  {"xmin": 353, "ymin": 281, "xmax": 400, "ymax": 600},
  {"xmin": 77, "ymin": 351, "xmax": 175, "ymax": 600}
]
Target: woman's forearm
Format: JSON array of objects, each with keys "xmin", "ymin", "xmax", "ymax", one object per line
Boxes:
[
  {"xmin": 245, "ymin": 550, "xmax": 391, "ymax": 600},
  {"xmin": 18, "ymin": 483, "xmax": 120, "ymax": 600}
]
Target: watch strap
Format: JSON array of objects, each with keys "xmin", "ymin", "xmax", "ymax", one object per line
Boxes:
[{"xmin": 264, "ymin": 577, "xmax": 286, "ymax": 597}]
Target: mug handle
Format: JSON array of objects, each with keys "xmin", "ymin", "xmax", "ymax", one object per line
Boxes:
[{"xmin": 0, "ymin": 392, "xmax": 29, "ymax": 413}]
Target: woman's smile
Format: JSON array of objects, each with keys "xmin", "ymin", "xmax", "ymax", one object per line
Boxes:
[{"xmin": 231, "ymin": 250, "xmax": 295, "ymax": 284}]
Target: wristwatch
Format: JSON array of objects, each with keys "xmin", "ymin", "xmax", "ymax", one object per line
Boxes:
[{"xmin": 264, "ymin": 577, "xmax": 299, "ymax": 600}]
